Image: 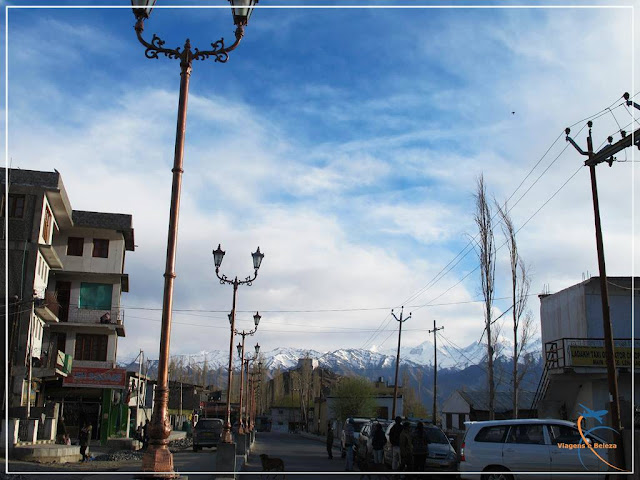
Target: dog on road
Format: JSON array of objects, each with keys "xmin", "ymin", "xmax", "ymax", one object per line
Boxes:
[{"xmin": 260, "ymin": 453, "xmax": 285, "ymax": 473}]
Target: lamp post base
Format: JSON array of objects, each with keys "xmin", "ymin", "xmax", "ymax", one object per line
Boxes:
[
  {"xmin": 142, "ymin": 444, "xmax": 175, "ymax": 476},
  {"xmin": 215, "ymin": 441, "xmax": 237, "ymax": 475}
]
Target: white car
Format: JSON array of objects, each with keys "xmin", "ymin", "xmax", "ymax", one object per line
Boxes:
[
  {"xmin": 340, "ymin": 417, "xmax": 370, "ymax": 458},
  {"xmin": 459, "ymin": 419, "xmax": 613, "ymax": 480}
]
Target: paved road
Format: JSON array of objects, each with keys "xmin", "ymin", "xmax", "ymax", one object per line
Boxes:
[
  {"xmin": 3, "ymin": 446, "xmax": 219, "ymax": 479},
  {"xmin": 242, "ymin": 431, "xmax": 390, "ymax": 479}
]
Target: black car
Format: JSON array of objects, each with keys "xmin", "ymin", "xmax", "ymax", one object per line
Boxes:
[{"xmin": 192, "ymin": 418, "xmax": 223, "ymax": 451}]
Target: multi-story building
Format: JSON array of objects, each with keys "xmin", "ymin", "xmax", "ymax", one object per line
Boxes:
[
  {"xmin": 2, "ymin": 168, "xmax": 134, "ymax": 444},
  {"xmin": 533, "ymin": 277, "xmax": 638, "ymax": 423},
  {"xmin": 2, "ymin": 169, "xmax": 73, "ymax": 413},
  {"xmin": 532, "ymin": 276, "xmax": 638, "ymax": 469}
]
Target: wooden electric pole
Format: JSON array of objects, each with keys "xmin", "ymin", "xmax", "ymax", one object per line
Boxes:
[
  {"xmin": 564, "ymin": 92, "xmax": 638, "ymax": 470},
  {"xmin": 391, "ymin": 307, "xmax": 411, "ymax": 419},
  {"xmin": 428, "ymin": 320, "xmax": 444, "ymax": 425}
]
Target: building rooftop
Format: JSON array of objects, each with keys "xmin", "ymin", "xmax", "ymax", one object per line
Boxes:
[
  {"xmin": 457, "ymin": 390, "xmax": 536, "ymax": 413},
  {"xmin": 72, "ymin": 210, "xmax": 135, "ymax": 251}
]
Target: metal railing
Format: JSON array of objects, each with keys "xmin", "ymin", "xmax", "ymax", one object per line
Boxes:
[
  {"xmin": 66, "ymin": 306, "xmax": 124, "ymax": 326},
  {"xmin": 544, "ymin": 337, "xmax": 637, "ymax": 370}
]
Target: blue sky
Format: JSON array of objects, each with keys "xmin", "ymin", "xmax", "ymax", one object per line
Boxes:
[{"xmin": 4, "ymin": 1, "xmax": 638, "ymax": 363}]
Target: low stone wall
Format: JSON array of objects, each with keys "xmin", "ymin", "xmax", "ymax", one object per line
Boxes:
[{"xmin": 10, "ymin": 444, "xmax": 82, "ymax": 464}]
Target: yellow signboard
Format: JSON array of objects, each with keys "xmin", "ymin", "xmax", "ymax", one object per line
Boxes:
[{"xmin": 569, "ymin": 346, "xmax": 639, "ymax": 368}]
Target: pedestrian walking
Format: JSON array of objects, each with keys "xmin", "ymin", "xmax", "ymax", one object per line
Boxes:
[
  {"xmin": 79, "ymin": 421, "xmax": 92, "ymax": 461},
  {"xmin": 326, "ymin": 422, "xmax": 334, "ymax": 459},
  {"xmin": 389, "ymin": 416, "xmax": 403, "ymax": 471},
  {"xmin": 399, "ymin": 421, "xmax": 414, "ymax": 472},
  {"xmin": 371, "ymin": 422, "xmax": 386, "ymax": 467},
  {"xmin": 411, "ymin": 421, "xmax": 429, "ymax": 472},
  {"xmin": 343, "ymin": 419, "xmax": 356, "ymax": 471}
]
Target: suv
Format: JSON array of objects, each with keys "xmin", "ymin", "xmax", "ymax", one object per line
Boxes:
[
  {"xmin": 459, "ymin": 419, "xmax": 611, "ymax": 480},
  {"xmin": 382, "ymin": 420, "xmax": 458, "ymax": 471},
  {"xmin": 192, "ymin": 418, "xmax": 223, "ymax": 451},
  {"xmin": 357, "ymin": 419, "xmax": 392, "ymax": 461},
  {"xmin": 341, "ymin": 417, "xmax": 370, "ymax": 458}
]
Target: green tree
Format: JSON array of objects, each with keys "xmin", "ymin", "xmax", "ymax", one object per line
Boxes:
[{"xmin": 330, "ymin": 376, "xmax": 376, "ymax": 421}]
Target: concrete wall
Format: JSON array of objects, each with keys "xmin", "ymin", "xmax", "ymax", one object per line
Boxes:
[
  {"xmin": 540, "ymin": 278, "xmax": 639, "ymax": 345},
  {"xmin": 53, "ymin": 229, "xmax": 125, "ymax": 275}
]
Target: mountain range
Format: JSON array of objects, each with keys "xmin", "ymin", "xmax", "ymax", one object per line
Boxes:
[{"xmin": 120, "ymin": 336, "xmax": 544, "ymax": 408}]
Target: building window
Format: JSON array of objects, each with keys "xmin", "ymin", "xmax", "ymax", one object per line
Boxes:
[
  {"xmin": 42, "ymin": 207, "xmax": 52, "ymax": 243},
  {"xmin": 92, "ymin": 239, "xmax": 109, "ymax": 258},
  {"xmin": 7, "ymin": 194, "xmax": 25, "ymax": 218},
  {"xmin": 75, "ymin": 334, "xmax": 108, "ymax": 361},
  {"xmin": 79, "ymin": 283, "xmax": 113, "ymax": 310},
  {"xmin": 67, "ymin": 237, "xmax": 84, "ymax": 256}
]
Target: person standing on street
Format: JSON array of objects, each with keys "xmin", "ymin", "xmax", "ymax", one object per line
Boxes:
[
  {"xmin": 389, "ymin": 416, "xmax": 403, "ymax": 471},
  {"xmin": 142, "ymin": 419, "xmax": 150, "ymax": 449},
  {"xmin": 399, "ymin": 421, "xmax": 414, "ymax": 472},
  {"xmin": 79, "ymin": 421, "xmax": 92, "ymax": 461},
  {"xmin": 344, "ymin": 419, "xmax": 356, "ymax": 471},
  {"xmin": 371, "ymin": 422, "xmax": 386, "ymax": 468},
  {"xmin": 411, "ymin": 421, "xmax": 429, "ymax": 472},
  {"xmin": 326, "ymin": 422, "xmax": 334, "ymax": 459}
]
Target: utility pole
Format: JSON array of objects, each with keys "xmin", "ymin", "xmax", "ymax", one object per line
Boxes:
[
  {"xmin": 565, "ymin": 93, "xmax": 638, "ymax": 470},
  {"xmin": 428, "ymin": 320, "xmax": 444, "ymax": 425},
  {"xmin": 391, "ymin": 307, "xmax": 411, "ymax": 419}
]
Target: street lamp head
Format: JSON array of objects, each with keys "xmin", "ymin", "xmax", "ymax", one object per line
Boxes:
[
  {"xmin": 252, "ymin": 247, "xmax": 264, "ymax": 271},
  {"xmin": 213, "ymin": 244, "xmax": 226, "ymax": 269},
  {"xmin": 254, "ymin": 342, "xmax": 260, "ymax": 355},
  {"xmin": 131, "ymin": 0, "xmax": 156, "ymax": 20},
  {"xmin": 253, "ymin": 311, "xmax": 261, "ymax": 327},
  {"xmin": 229, "ymin": 0, "xmax": 258, "ymax": 26},
  {"xmin": 237, "ymin": 343, "xmax": 242, "ymax": 358}
]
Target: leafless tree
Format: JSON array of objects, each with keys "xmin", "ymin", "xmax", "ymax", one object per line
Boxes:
[
  {"xmin": 474, "ymin": 175, "xmax": 496, "ymax": 419},
  {"xmin": 496, "ymin": 201, "xmax": 536, "ymax": 418}
]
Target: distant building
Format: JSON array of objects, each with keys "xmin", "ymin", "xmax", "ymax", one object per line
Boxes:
[
  {"xmin": 441, "ymin": 390, "xmax": 536, "ymax": 432},
  {"xmin": 533, "ymin": 277, "xmax": 638, "ymax": 430}
]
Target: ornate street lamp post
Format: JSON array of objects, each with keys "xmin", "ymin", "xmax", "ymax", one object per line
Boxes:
[
  {"xmin": 214, "ymin": 245, "xmax": 264, "ymax": 443},
  {"xmin": 235, "ymin": 313, "xmax": 260, "ymax": 434},
  {"xmin": 245, "ymin": 342, "xmax": 260, "ymax": 431},
  {"xmin": 131, "ymin": 0, "xmax": 257, "ymax": 474}
]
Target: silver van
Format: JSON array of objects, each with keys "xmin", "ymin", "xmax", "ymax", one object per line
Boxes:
[{"xmin": 459, "ymin": 419, "xmax": 614, "ymax": 480}]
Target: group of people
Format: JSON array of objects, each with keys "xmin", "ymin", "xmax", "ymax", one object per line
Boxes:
[
  {"xmin": 325, "ymin": 416, "xmax": 430, "ymax": 473},
  {"xmin": 135, "ymin": 419, "xmax": 150, "ymax": 449},
  {"xmin": 388, "ymin": 416, "xmax": 430, "ymax": 473},
  {"xmin": 56, "ymin": 417, "xmax": 92, "ymax": 461}
]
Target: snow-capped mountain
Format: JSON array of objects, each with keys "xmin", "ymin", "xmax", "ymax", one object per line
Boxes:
[{"xmin": 120, "ymin": 336, "xmax": 542, "ymax": 379}]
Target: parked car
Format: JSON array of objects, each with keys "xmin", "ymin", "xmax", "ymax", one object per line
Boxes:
[
  {"xmin": 382, "ymin": 420, "xmax": 458, "ymax": 471},
  {"xmin": 341, "ymin": 417, "xmax": 370, "ymax": 457},
  {"xmin": 459, "ymin": 419, "xmax": 612, "ymax": 480},
  {"xmin": 192, "ymin": 418, "xmax": 224, "ymax": 451},
  {"xmin": 356, "ymin": 419, "xmax": 392, "ymax": 460}
]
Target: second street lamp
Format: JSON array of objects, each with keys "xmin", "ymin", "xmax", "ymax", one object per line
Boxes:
[
  {"xmin": 131, "ymin": 1, "xmax": 257, "ymax": 474},
  {"xmin": 246, "ymin": 342, "xmax": 260, "ymax": 432},
  {"xmin": 214, "ymin": 245, "xmax": 264, "ymax": 443},
  {"xmin": 235, "ymin": 314, "xmax": 260, "ymax": 434}
]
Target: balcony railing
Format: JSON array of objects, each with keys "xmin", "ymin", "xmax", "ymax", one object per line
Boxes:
[
  {"xmin": 66, "ymin": 306, "xmax": 123, "ymax": 326},
  {"xmin": 34, "ymin": 291, "xmax": 60, "ymax": 322},
  {"xmin": 544, "ymin": 338, "xmax": 639, "ymax": 370}
]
